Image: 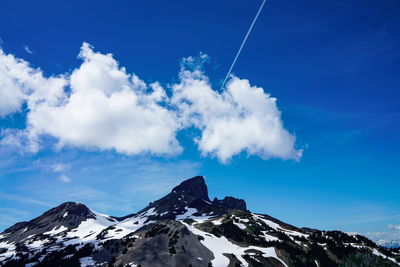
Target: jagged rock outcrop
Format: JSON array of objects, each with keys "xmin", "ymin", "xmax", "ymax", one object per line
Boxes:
[
  {"xmin": 172, "ymin": 176, "xmax": 210, "ymax": 201},
  {"xmin": 213, "ymin": 196, "xmax": 247, "ymax": 211}
]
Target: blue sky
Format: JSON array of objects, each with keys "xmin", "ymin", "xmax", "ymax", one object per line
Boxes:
[{"xmin": 0, "ymin": 0, "xmax": 399, "ymax": 243}]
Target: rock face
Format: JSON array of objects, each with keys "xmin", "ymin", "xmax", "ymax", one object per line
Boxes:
[
  {"xmin": 1, "ymin": 176, "xmax": 399, "ymax": 267},
  {"xmin": 172, "ymin": 176, "xmax": 210, "ymax": 201},
  {"xmin": 213, "ymin": 196, "xmax": 247, "ymax": 211}
]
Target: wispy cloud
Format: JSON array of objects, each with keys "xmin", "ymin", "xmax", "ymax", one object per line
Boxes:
[
  {"xmin": 62, "ymin": 187, "xmax": 106, "ymax": 199},
  {"xmin": 0, "ymin": 214, "xmax": 23, "ymax": 229},
  {"xmin": 52, "ymin": 163, "xmax": 70, "ymax": 172},
  {"xmin": 23, "ymin": 45, "xmax": 33, "ymax": 54},
  {"xmin": 338, "ymin": 214, "xmax": 400, "ymax": 226},
  {"xmin": 0, "ymin": 143, "xmax": 202, "ymax": 218},
  {"xmin": 57, "ymin": 174, "xmax": 71, "ymax": 183},
  {"xmin": 0, "ymin": 207, "xmax": 29, "ymax": 217},
  {"xmin": 0, "ymin": 208, "xmax": 30, "ymax": 229},
  {"xmin": 0, "ymin": 192, "xmax": 52, "ymax": 207}
]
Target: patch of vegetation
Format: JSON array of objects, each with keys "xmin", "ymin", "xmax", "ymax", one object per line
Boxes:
[
  {"xmin": 169, "ymin": 230, "xmax": 179, "ymax": 254},
  {"xmin": 211, "ymin": 220, "xmax": 266, "ymax": 246},
  {"xmin": 183, "ymin": 218, "xmax": 195, "ymax": 225},
  {"xmin": 96, "ymin": 225, "xmax": 117, "ymax": 240},
  {"xmin": 145, "ymin": 224, "xmax": 169, "ymax": 238}
]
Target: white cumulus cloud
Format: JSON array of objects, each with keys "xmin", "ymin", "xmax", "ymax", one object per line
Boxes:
[
  {"xmin": 26, "ymin": 43, "xmax": 181, "ymax": 155},
  {"xmin": 0, "ymin": 50, "xmax": 28, "ymax": 116},
  {"xmin": 0, "ymin": 47, "xmax": 66, "ymax": 117},
  {"xmin": 171, "ymin": 56, "xmax": 302, "ymax": 162},
  {"xmin": 0, "ymin": 43, "xmax": 302, "ymax": 162}
]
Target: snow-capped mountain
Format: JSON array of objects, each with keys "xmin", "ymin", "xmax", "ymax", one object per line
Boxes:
[
  {"xmin": 378, "ymin": 240, "xmax": 400, "ymax": 249},
  {"xmin": 1, "ymin": 176, "xmax": 399, "ymax": 267}
]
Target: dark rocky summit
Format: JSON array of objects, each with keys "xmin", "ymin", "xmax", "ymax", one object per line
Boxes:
[
  {"xmin": 135, "ymin": 176, "xmax": 247, "ymax": 221},
  {"xmin": 2, "ymin": 202, "xmax": 116, "ymax": 244},
  {"xmin": 172, "ymin": 176, "xmax": 210, "ymax": 201},
  {"xmin": 1, "ymin": 176, "xmax": 399, "ymax": 267},
  {"xmin": 213, "ymin": 196, "xmax": 247, "ymax": 211}
]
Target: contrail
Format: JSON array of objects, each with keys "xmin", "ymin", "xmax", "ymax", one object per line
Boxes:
[{"xmin": 220, "ymin": 0, "xmax": 267, "ymax": 91}]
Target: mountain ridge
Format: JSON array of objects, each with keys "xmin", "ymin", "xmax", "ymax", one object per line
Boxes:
[{"xmin": 1, "ymin": 176, "xmax": 399, "ymax": 267}]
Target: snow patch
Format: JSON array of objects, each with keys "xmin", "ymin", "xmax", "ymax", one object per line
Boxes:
[
  {"xmin": 44, "ymin": 226, "xmax": 68, "ymax": 235},
  {"xmin": 211, "ymin": 217, "xmax": 224, "ymax": 225},
  {"xmin": 80, "ymin": 256, "xmax": 96, "ymax": 266},
  {"xmin": 140, "ymin": 207, "xmax": 157, "ymax": 217},
  {"xmin": 0, "ymin": 241, "xmax": 16, "ymax": 262},
  {"xmin": 28, "ymin": 239, "xmax": 50, "ymax": 249},
  {"xmin": 176, "ymin": 207, "xmax": 198, "ymax": 220},
  {"xmin": 183, "ymin": 222, "xmax": 288, "ymax": 267},
  {"xmin": 252, "ymin": 213, "xmax": 280, "ymax": 230},
  {"xmin": 372, "ymin": 248, "xmax": 399, "ymax": 264},
  {"xmin": 261, "ymin": 231, "xmax": 279, "ymax": 242},
  {"xmin": 252, "ymin": 213, "xmax": 308, "ymax": 238},
  {"xmin": 233, "ymin": 221, "xmax": 247, "ymax": 230}
]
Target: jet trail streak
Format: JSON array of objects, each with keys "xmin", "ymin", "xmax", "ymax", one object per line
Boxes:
[{"xmin": 220, "ymin": 0, "xmax": 267, "ymax": 91}]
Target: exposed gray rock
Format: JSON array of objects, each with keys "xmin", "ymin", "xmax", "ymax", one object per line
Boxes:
[{"xmin": 114, "ymin": 221, "xmax": 214, "ymax": 267}]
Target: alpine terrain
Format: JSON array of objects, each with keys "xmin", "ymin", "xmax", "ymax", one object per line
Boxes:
[{"xmin": 1, "ymin": 176, "xmax": 399, "ymax": 267}]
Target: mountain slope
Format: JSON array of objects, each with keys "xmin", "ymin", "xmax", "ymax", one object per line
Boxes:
[{"xmin": 1, "ymin": 176, "xmax": 399, "ymax": 267}]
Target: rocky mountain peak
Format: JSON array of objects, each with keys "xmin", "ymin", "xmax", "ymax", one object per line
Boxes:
[
  {"xmin": 3, "ymin": 202, "xmax": 94, "ymax": 235},
  {"xmin": 171, "ymin": 176, "xmax": 210, "ymax": 201},
  {"xmin": 0, "ymin": 202, "xmax": 100, "ymax": 244},
  {"xmin": 28, "ymin": 201, "xmax": 97, "ymax": 225},
  {"xmin": 48, "ymin": 201, "xmax": 95, "ymax": 219}
]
